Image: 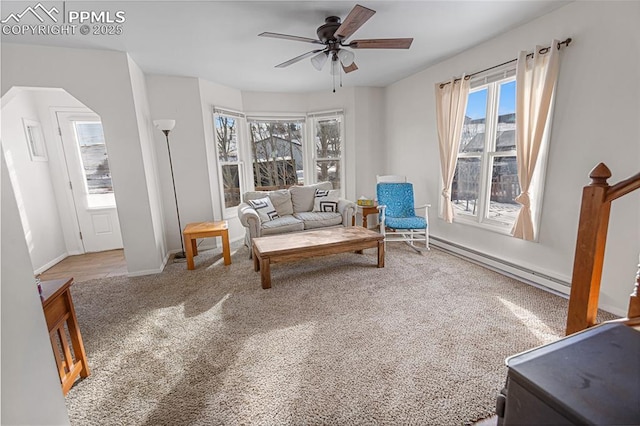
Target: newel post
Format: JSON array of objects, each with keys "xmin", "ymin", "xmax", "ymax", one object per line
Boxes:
[{"xmin": 566, "ymin": 163, "xmax": 612, "ymax": 335}]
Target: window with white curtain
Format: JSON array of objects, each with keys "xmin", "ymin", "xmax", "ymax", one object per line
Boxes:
[
  {"xmin": 214, "ymin": 111, "xmax": 245, "ymax": 215},
  {"xmin": 453, "ymin": 74, "xmax": 522, "ymax": 229}
]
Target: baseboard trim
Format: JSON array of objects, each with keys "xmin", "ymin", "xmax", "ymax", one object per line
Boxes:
[
  {"xmin": 159, "ymin": 250, "xmax": 171, "ymax": 272},
  {"xmin": 128, "ymin": 267, "xmax": 163, "ymax": 277},
  {"xmin": 34, "ymin": 252, "xmax": 68, "ymax": 275},
  {"xmin": 430, "ymin": 236, "xmax": 571, "ymax": 299},
  {"xmin": 126, "ymin": 251, "xmax": 171, "ymax": 277}
]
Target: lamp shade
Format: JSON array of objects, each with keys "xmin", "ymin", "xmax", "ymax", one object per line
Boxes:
[
  {"xmin": 153, "ymin": 119, "xmax": 176, "ymax": 131},
  {"xmin": 310, "ymin": 51, "xmax": 328, "ymax": 71},
  {"xmin": 337, "ymin": 49, "xmax": 355, "ymax": 67}
]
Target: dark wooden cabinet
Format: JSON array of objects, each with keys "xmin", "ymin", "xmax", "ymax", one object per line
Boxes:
[{"xmin": 497, "ymin": 322, "xmax": 640, "ymax": 425}]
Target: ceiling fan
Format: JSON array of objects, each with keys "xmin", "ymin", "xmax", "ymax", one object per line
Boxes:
[{"xmin": 258, "ymin": 4, "xmax": 413, "ymax": 81}]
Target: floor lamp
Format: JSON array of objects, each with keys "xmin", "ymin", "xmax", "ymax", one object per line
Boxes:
[{"xmin": 154, "ymin": 119, "xmax": 185, "ymax": 259}]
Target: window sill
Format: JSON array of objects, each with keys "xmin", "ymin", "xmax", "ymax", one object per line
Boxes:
[{"xmin": 447, "ymin": 214, "xmax": 515, "ymax": 237}]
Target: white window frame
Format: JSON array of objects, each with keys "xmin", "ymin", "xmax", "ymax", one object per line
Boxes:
[
  {"xmin": 453, "ymin": 74, "xmax": 518, "ymax": 233},
  {"xmin": 450, "ymin": 70, "xmax": 551, "ymax": 238},
  {"xmin": 213, "ymin": 108, "xmax": 247, "ymax": 219},
  {"xmin": 307, "ymin": 110, "xmax": 345, "ymax": 198}
]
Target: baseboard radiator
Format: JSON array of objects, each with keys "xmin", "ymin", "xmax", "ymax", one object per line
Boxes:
[{"xmin": 430, "ymin": 236, "xmax": 570, "ymax": 299}]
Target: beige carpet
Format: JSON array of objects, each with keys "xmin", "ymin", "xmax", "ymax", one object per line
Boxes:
[{"xmin": 65, "ymin": 243, "xmax": 614, "ymax": 425}]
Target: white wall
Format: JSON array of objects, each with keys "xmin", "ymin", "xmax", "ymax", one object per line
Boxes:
[
  {"xmin": 353, "ymin": 87, "xmax": 386, "ymax": 201},
  {"xmin": 128, "ymin": 57, "xmax": 167, "ymax": 266},
  {"xmin": 384, "ymin": 1, "xmax": 640, "ymax": 315},
  {"xmin": 2, "ymin": 43, "xmax": 166, "ymax": 275},
  {"xmin": 146, "ymin": 75, "xmax": 216, "ymax": 251},
  {"xmin": 0, "ymin": 90, "xmax": 67, "ymax": 273},
  {"xmin": 1, "ymin": 150, "xmax": 70, "ymax": 425}
]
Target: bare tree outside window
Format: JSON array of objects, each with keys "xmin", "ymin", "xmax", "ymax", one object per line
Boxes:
[
  {"xmin": 315, "ymin": 118, "xmax": 341, "ymax": 190},
  {"xmin": 215, "ymin": 115, "xmax": 242, "ymax": 208},
  {"xmin": 249, "ymin": 120, "xmax": 303, "ymax": 190}
]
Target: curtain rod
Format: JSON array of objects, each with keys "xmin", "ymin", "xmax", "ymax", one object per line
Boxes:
[{"xmin": 439, "ymin": 37, "xmax": 572, "ymax": 89}]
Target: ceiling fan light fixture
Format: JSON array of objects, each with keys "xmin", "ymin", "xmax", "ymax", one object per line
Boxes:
[
  {"xmin": 337, "ymin": 49, "xmax": 355, "ymax": 67},
  {"xmin": 311, "ymin": 51, "xmax": 328, "ymax": 71}
]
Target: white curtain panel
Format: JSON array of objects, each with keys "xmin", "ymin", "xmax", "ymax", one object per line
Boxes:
[
  {"xmin": 435, "ymin": 77, "xmax": 470, "ymax": 223},
  {"xmin": 512, "ymin": 40, "xmax": 561, "ymax": 240}
]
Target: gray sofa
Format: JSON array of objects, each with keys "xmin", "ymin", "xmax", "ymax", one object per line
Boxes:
[{"xmin": 238, "ymin": 182, "xmax": 356, "ymax": 251}]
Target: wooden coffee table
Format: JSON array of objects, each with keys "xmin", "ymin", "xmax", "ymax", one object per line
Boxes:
[{"xmin": 252, "ymin": 227, "xmax": 384, "ymax": 289}]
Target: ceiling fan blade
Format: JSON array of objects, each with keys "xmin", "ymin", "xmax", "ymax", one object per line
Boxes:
[
  {"xmin": 335, "ymin": 4, "xmax": 376, "ymax": 40},
  {"xmin": 342, "ymin": 62, "xmax": 359, "ymax": 74},
  {"xmin": 275, "ymin": 49, "xmax": 325, "ymax": 68},
  {"xmin": 259, "ymin": 32, "xmax": 323, "ymax": 45},
  {"xmin": 349, "ymin": 38, "xmax": 413, "ymax": 49}
]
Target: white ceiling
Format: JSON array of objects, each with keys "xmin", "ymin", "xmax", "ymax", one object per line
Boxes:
[{"xmin": 1, "ymin": 1, "xmax": 569, "ymax": 92}]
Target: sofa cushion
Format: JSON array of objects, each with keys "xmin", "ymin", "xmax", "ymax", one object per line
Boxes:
[
  {"xmin": 261, "ymin": 215, "xmax": 305, "ymax": 235},
  {"xmin": 293, "ymin": 212, "xmax": 343, "ymax": 229},
  {"xmin": 248, "ymin": 197, "xmax": 279, "ymax": 222},
  {"xmin": 268, "ymin": 189, "xmax": 294, "ymax": 216},
  {"xmin": 313, "ymin": 189, "xmax": 340, "ymax": 213},
  {"xmin": 243, "ymin": 191, "xmax": 269, "ymax": 202},
  {"xmin": 289, "ymin": 181, "xmax": 333, "ymax": 213}
]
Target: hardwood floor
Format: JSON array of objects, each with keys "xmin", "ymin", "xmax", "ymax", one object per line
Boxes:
[{"xmin": 38, "ymin": 249, "xmax": 127, "ymax": 282}]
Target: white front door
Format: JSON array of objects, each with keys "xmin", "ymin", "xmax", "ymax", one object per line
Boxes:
[{"xmin": 56, "ymin": 111, "xmax": 123, "ymax": 253}]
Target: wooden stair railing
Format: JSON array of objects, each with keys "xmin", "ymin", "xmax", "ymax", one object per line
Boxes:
[{"xmin": 565, "ymin": 163, "xmax": 640, "ymax": 335}]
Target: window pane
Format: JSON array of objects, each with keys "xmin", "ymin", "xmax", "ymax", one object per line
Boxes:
[
  {"xmin": 215, "ymin": 116, "xmax": 238, "ymax": 162},
  {"xmin": 315, "ymin": 118, "xmax": 341, "ymax": 158},
  {"xmin": 459, "ymin": 88, "xmax": 487, "ymax": 153},
  {"xmin": 496, "ymin": 80, "xmax": 516, "ymax": 151},
  {"xmin": 74, "ymin": 122, "xmax": 113, "ymax": 195},
  {"xmin": 487, "ymin": 155, "xmax": 521, "ymax": 223},
  {"xmin": 249, "ymin": 121, "xmax": 303, "ymax": 190},
  {"xmin": 221, "ymin": 164, "xmax": 241, "ymax": 208},
  {"xmin": 452, "ymin": 157, "xmax": 480, "ymax": 217},
  {"xmin": 316, "ymin": 160, "xmax": 340, "ymax": 190}
]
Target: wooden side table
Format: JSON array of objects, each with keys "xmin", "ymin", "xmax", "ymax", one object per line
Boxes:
[
  {"xmin": 183, "ymin": 221, "xmax": 231, "ymax": 270},
  {"xmin": 352, "ymin": 204, "xmax": 379, "ymax": 229},
  {"xmin": 40, "ymin": 277, "xmax": 90, "ymax": 395}
]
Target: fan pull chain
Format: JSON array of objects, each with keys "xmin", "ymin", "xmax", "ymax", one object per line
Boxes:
[
  {"xmin": 340, "ymin": 66, "xmax": 343, "ymax": 88},
  {"xmin": 333, "ymin": 67, "xmax": 336, "ymax": 93}
]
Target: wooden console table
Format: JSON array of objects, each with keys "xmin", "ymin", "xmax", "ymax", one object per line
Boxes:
[
  {"xmin": 183, "ymin": 221, "xmax": 231, "ymax": 270},
  {"xmin": 40, "ymin": 277, "xmax": 90, "ymax": 395}
]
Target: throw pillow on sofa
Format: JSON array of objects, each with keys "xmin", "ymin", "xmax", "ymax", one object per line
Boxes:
[
  {"xmin": 268, "ymin": 189, "xmax": 294, "ymax": 216},
  {"xmin": 248, "ymin": 197, "xmax": 279, "ymax": 222},
  {"xmin": 313, "ymin": 189, "xmax": 340, "ymax": 213},
  {"xmin": 289, "ymin": 181, "xmax": 333, "ymax": 213}
]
